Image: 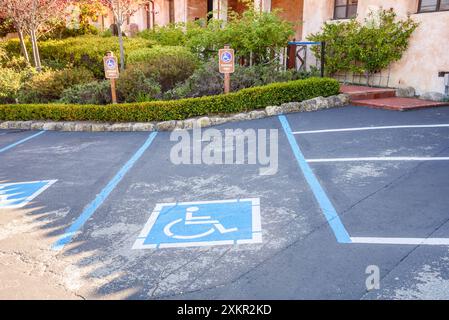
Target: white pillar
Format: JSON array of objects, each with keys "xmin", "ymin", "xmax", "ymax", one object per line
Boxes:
[
  {"xmin": 254, "ymin": 0, "xmax": 271, "ymax": 12},
  {"xmin": 213, "ymin": 0, "xmax": 228, "ymax": 21}
]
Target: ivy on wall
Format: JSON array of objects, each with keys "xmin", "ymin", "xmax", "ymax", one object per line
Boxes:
[{"xmin": 308, "ymin": 8, "xmax": 419, "ymax": 84}]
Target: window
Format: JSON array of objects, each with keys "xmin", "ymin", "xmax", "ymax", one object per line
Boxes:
[
  {"xmin": 334, "ymin": 0, "xmax": 358, "ymax": 19},
  {"xmin": 418, "ymin": 0, "xmax": 449, "ymax": 12}
]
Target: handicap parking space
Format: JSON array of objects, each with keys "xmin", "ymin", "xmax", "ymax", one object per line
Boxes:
[
  {"xmin": 283, "ymin": 106, "xmax": 449, "ymax": 241},
  {"xmin": 2, "ymin": 106, "xmax": 449, "ymax": 299},
  {"xmin": 60, "ymin": 119, "xmax": 335, "ymax": 299},
  {"xmin": 0, "ymin": 130, "xmax": 154, "ymax": 245}
]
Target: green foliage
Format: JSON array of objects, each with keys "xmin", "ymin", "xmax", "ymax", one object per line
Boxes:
[
  {"xmin": 166, "ymin": 59, "xmax": 312, "ymax": 99},
  {"xmin": 0, "ymin": 47, "xmax": 8, "ymax": 64},
  {"xmin": 137, "ymin": 8, "xmax": 294, "ymax": 64},
  {"xmin": 116, "ymin": 67, "xmax": 161, "ymax": 103},
  {"xmin": 17, "ymin": 67, "xmax": 95, "ymax": 103},
  {"xmin": 127, "ymin": 46, "xmax": 199, "ymax": 91},
  {"xmin": 0, "ymin": 18, "xmax": 15, "ymax": 38},
  {"xmin": 0, "ymin": 68, "xmax": 22, "ymax": 104},
  {"xmin": 138, "ymin": 24, "xmax": 187, "ymax": 46},
  {"xmin": 0, "ymin": 78, "xmax": 340, "ymax": 122},
  {"xmin": 60, "ymin": 81, "xmax": 112, "ymax": 105},
  {"xmin": 1, "ymin": 35, "xmax": 154, "ymax": 78},
  {"xmin": 308, "ymin": 8, "xmax": 419, "ymax": 79}
]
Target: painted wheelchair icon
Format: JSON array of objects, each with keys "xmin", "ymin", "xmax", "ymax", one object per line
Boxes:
[
  {"xmin": 133, "ymin": 198, "xmax": 262, "ymax": 249},
  {"xmin": 164, "ymin": 206, "xmax": 238, "ymax": 240}
]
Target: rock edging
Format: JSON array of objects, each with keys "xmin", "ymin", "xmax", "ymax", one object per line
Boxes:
[{"xmin": 0, "ymin": 94, "xmax": 350, "ymax": 132}]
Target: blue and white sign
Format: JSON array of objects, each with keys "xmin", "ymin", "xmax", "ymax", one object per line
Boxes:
[
  {"xmin": 106, "ymin": 58, "xmax": 116, "ymax": 69},
  {"xmin": 221, "ymin": 52, "xmax": 232, "ymax": 63},
  {"xmin": 133, "ymin": 198, "xmax": 262, "ymax": 249},
  {"xmin": 0, "ymin": 180, "xmax": 57, "ymax": 209}
]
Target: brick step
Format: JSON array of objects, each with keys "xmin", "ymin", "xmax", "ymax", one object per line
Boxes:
[
  {"xmin": 352, "ymin": 97, "xmax": 449, "ymax": 111},
  {"xmin": 340, "ymin": 85, "xmax": 397, "ymax": 100},
  {"xmin": 348, "ymin": 90, "xmax": 396, "ymax": 100}
]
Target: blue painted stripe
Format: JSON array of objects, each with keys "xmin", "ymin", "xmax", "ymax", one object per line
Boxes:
[
  {"xmin": 278, "ymin": 115, "xmax": 351, "ymax": 243},
  {"xmin": 0, "ymin": 131, "xmax": 45, "ymax": 153},
  {"xmin": 52, "ymin": 132, "xmax": 158, "ymax": 251},
  {"xmin": 288, "ymin": 41, "xmax": 321, "ymax": 46}
]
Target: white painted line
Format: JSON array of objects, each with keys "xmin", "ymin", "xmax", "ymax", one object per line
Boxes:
[
  {"xmin": 307, "ymin": 157, "xmax": 449, "ymax": 163},
  {"xmin": 237, "ymin": 232, "xmax": 263, "ymax": 245},
  {"xmin": 179, "ymin": 198, "xmax": 240, "ymax": 205},
  {"xmin": 293, "ymin": 124, "xmax": 449, "ymax": 135},
  {"xmin": 252, "ymin": 205, "xmax": 262, "ymax": 233},
  {"xmin": 136, "ymin": 210, "xmax": 162, "ymax": 239},
  {"xmin": 132, "ymin": 238, "xmax": 157, "ymax": 250},
  {"xmin": 158, "ymin": 240, "xmax": 235, "ymax": 249},
  {"xmin": 351, "ymin": 237, "xmax": 449, "ymax": 246}
]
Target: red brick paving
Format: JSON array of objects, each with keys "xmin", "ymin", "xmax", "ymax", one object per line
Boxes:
[
  {"xmin": 340, "ymin": 85, "xmax": 396, "ymax": 100},
  {"xmin": 340, "ymin": 84, "xmax": 449, "ymax": 111},
  {"xmin": 352, "ymin": 97, "xmax": 449, "ymax": 111}
]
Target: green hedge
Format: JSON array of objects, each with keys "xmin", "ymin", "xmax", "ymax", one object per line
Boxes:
[
  {"xmin": 1, "ymin": 36, "xmax": 154, "ymax": 78},
  {"xmin": 0, "ymin": 78, "xmax": 339, "ymax": 123}
]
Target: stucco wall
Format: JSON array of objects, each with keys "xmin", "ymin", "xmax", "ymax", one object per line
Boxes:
[
  {"xmin": 186, "ymin": 0, "xmax": 208, "ymax": 20},
  {"xmin": 302, "ymin": 0, "xmax": 449, "ymax": 94},
  {"xmin": 271, "ymin": 0, "xmax": 304, "ymax": 39}
]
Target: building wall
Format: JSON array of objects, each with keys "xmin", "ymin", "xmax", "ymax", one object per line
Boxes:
[
  {"xmin": 186, "ymin": 0, "xmax": 208, "ymax": 20},
  {"xmin": 271, "ymin": 0, "xmax": 303, "ymax": 40},
  {"xmin": 302, "ymin": 0, "xmax": 449, "ymax": 95}
]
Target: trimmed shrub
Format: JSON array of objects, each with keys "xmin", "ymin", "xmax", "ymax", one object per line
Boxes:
[
  {"xmin": 0, "ymin": 68, "xmax": 22, "ymax": 104},
  {"xmin": 166, "ymin": 59, "xmax": 315, "ymax": 99},
  {"xmin": 60, "ymin": 81, "xmax": 112, "ymax": 105},
  {"xmin": 127, "ymin": 46, "xmax": 199, "ymax": 91},
  {"xmin": 1, "ymin": 36, "xmax": 154, "ymax": 78},
  {"xmin": 116, "ymin": 67, "xmax": 161, "ymax": 102},
  {"xmin": 18, "ymin": 67, "xmax": 95, "ymax": 103},
  {"xmin": 138, "ymin": 24, "xmax": 187, "ymax": 46},
  {"xmin": 0, "ymin": 78, "xmax": 340, "ymax": 122}
]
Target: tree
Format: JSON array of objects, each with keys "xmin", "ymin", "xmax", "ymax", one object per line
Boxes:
[
  {"xmin": 26, "ymin": 0, "xmax": 71, "ymax": 71},
  {"xmin": 96, "ymin": 0, "xmax": 147, "ymax": 71},
  {"xmin": 0, "ymin": 0, "xmax": 32, "ymax": 64},
  {"xmin": 0, "ymin": 0, "xmax": 71, "ymax": 71}
]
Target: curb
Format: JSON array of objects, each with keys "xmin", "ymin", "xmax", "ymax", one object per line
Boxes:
[{"xmin": 0, "ymin": 94, "xmax": 350, "ymax": 132}]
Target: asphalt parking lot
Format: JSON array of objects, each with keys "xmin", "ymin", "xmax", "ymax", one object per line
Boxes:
[{"xmin": 1, "ymin": 105, "xmax": 449, "ymax": 300}]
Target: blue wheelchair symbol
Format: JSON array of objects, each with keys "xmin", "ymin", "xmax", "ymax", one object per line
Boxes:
[
  {"xmin": 0, "ymin": 180, "xmax": 57, "ymax": 209},
  {"xmin": 106, "ymin": 58, "xmax": 116, "ymax": 69},
  {"xmin": 133, "ymin": 198, "xmax": 262, "ymax": 249},
  {"xmin": 221, "ymin": 52, "xmax": 233, "ymax": 63}
]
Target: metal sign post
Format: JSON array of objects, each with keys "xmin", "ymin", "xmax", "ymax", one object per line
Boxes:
[
  {"xmin": 103, "ymin": 51, "xmax": 119, "ymax": 104},
  {"xmin": 219, "ymin": 45, "xmax": 235, "ymax": 94}
]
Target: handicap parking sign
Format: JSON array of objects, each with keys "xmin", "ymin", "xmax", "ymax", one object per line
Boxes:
[
  {"xmin": 133, "ymin": 198, "xmax": 262, "ymax": 249},
  {"xmin": 0, "ymin": 180, "xmax": 57, "ymax": 209}
]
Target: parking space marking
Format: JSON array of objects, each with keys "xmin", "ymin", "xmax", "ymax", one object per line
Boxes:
[
  {"xmin": 293, "ymin": 124, "xmax": 449, "ymax": 135},
  {"xmin": 307, "ymin": 157, "xmax": 449, "ymax": 163},
  {"xmin": 52, "ymin": 132, "xmax": 158, "ymax": 251},
  {"xmin": 133, "ymin": 198, "xmax": 262, "ymax": 249},
  {"xmin": 0, "ymin": 180, "xmax": 57, "ymax": 209},
  {"xmin": 0, "ymin": 131, "xmax": 45, "ymax": 153},
  {"xmin": 351, "ymin": 237, "xmax": 449, "ymax": 246},
  {"xmin": 278, "ymin": 115, "xmax": 351, "ymax": 243}
]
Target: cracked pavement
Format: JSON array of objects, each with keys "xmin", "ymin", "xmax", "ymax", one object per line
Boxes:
[{"xmin": 1, "ymin": 106, "xmax": 449, "ymax": 299}]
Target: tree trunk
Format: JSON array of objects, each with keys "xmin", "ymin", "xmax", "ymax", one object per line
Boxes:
[
  {"xmin": 17, "ymin": 28, "xmax": 30, "ymax": 64},
  {"xmin": 30, "ymin": 29, "xmax": 42, "ymax": 72},
  {"xmin": 117, "ymin": 23, "xmax": 125, "ymax": 71}
]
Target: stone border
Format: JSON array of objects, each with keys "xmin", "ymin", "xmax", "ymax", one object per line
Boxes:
[{"xmin": 0, "ymin": 94, "xmax": 350, "ymax": 132}]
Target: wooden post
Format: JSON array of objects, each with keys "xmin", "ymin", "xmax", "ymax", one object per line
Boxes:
[
  {"xmin": 224, "ymin": 45, "xmax": 231, "ymax": 94},
  {"xmin": 224, "ymin": 73, "xmax": 231, "ymax": 94},
  {"xmin": 110, "ymin": 78, "xmax": 117, "ymax": 104},
  {"xmin": 104, "ymin": 51, "xmax": 119, "ymax": 104}
]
